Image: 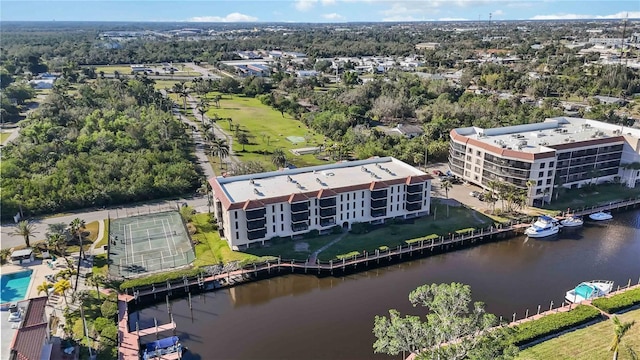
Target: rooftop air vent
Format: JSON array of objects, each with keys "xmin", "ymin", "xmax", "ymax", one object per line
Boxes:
[
  {"xmin": 249, "ymin": 179, "xmax": 255, "ymax": 185},
  {"xmin": 254, "ymin": 188, "xmax": 260, "ymax": 195}
]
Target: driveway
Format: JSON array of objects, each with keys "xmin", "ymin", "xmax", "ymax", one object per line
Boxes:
[
  {"xmin": 425, "ymin": 162, "xmax": 492, "ymax": 214},
  {"xmin": 185, "ymin": 62, "xmax": 222, "ymax": 80}
]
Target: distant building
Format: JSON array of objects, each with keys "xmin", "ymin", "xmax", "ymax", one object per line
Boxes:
[
  {"xmin": 130, "ymin": 64, "xmax": 151, "ymax": 73},
  {"xmin": 29, "ymin": 79, "xmax": 55, "ymax": 89},
  {"xmin": 415, "ymin": 42, "xmax": 440, "ymax": 50},
  {"xmin": 284, "ymin": 51, "xmax": 307, "ymax": 58},
  {"xmin": 296, "ymin": 70, "xmax": 319, "ymax": 78},
  {"xmin": 386, "ymin": 124, "xmax": 424, "ymax": 139},
  {"xmin": 593, "ymin": 95, "xmax": 627, "ymax": 106},
  {"xmin": 210, "ymin": 157, "xmax": 432, "ymax": 250}
]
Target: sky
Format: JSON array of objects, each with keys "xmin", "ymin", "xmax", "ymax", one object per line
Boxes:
[{"xmin": 1, "ymin": 0, "xmax": 639, "ymax": 23}]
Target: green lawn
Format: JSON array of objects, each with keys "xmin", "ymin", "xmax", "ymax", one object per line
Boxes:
[
  {"xmin": 518, "ymin": 308, "xmax": 640, "ymax": 360},
  {"xmin": 94, "ymin": 65, "xmax": 136, "ymax": 75},
  {"xmin": 203, "ymin": 93, "xmax": 328, "ymax": 169},
  {"xmin": 318, "ymin": 203, "xmax": 494, "ymax": 260},
  {"xmin": 238, "ymin": 203, "xmax": 494, "ymax": 261},
  {"xmin": 542, "ymin": 183, "xmax": 640, "ymax": 211},
  {"xmin": 0, "ymin": 132, "xmax": 11, "ymax": 144},
  {"xmin": 153, "ymin": 79, "xmax": 180, "ymax": 91}
]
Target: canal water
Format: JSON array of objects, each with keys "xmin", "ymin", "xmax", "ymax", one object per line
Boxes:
[{"xmin": 132, "ymin": 210, "xmax": 640, "ymax": 360}]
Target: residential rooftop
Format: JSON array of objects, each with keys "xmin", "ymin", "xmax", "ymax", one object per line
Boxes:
[
  {"xmin": 211, "ymin": 157, "xmax": 430, "ymax": 209},
  {"xmin": 452, "ymin": 117, "xmax": 640, "ymax": 155}
]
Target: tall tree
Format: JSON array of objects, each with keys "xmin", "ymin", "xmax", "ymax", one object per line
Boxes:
[
  {"xmin": 373, "ymin": 283, "xmax": 517, "ymax": 360},
  {"xmin": 610, "ymin": 316, "xmax": 636, "ymax": 360},
  {"xmin": 53, "ymin": 279, "xmax": 71, "ymax": 306},
  {"xmin": 10, "ymin": 221, "xmax": 37, "ymax": 248},
  {"xmin": 86, "ymin": 273, "xmax": 106, "ymax": 300},
  {"xmin": 271, "ymin": 148, "xmax": 287, "ymax": 169},
  {"xmin": 69, "ymin": 217, "xmax": 86, "ymax": 293},
  {"xmin": 209, "ymin": 138, "xmax": 230, "ymax": 167},
  {"xmin": 237, "ymin": 132, "xmax": 249, "ymax": 151}
]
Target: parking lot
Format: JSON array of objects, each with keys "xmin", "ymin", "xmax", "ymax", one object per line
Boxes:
[{"xmin": 424, "ymin": 163, "xmax": 491, "ymax": 213}]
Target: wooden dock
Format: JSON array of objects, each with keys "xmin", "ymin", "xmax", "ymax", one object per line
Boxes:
[
  {"xmin": 118, "ymin": 294, "xmax": 178, "ymax": 360},
  {"xmin": 123, "ymin": 197, "xmax": 640, "ymax": 305}
]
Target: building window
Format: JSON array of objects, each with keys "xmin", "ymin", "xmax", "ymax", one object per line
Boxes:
[
  {"xmin": 353, "ymin": 211, "xmax": 356, "ymax": 217},
  {"xmin": 468, "ymin": 148, "xmax": 473, "ymax": 153},
  {"xmin": 235, "ymin": 232, "xmax": 239, "ymax": 239},
  {"xmin": 281, "ymin": 224, "xmax": 284, "ymax": 231},
  {"xmin": 280, "ymin": 204, "xmax": 283, "ymax": 211},
  {"xmin": 280, "ymin": 214, "xmax": 284, "ymax": 221},
  {"xmin": 537, "ymin": 180, "xmax": 542, "ymax": 186},
  {"xmin": 476, "ymin": 150, "xmax": 481, "ymax": 156},
  {"xmin": 548, "ymin": 171, "xmax": 553, "ymax": 177},
  {"xmin": 397, "ymin": 195, "xmax": 400, "ymax": 202},
  {"xmin": 234, "ymin": 212, "xmax": 238, "ymax": 219},
  {"xmin": 340, "ymin": 204, "xmax": 343, "ymax": 211},
  {"xmin": 235, "ymin": 222, "xmax": 238, "ymax": 229},
  {"xmin": 272, "ymin": 205, "xmax": 275, "ymax": 212},
  {"xmin": 540, "ymin": 163, "xmax": 546, "ymax": 169},
  {"xmin": 474, "ymin": 175, "xmax": 479, "ymax": 181},
  {"xmin": 396, "ymin": 204, "xmax": 399, "ymax": 211},
  {"xmin": 346, "ymin": 213, "xmax": 349, "ymax": 219},
  {"xmin": 315, "ymin": 219, "xmax": 318, "ymax": 225},
  {"xmin": 546, "ymin": 179, "xmax": 552, "ymax": 185},
  {"xmin": 391, "ymin": 187, "xmax": 394, "ymax": 194},
  {"xmin": 549, "ymin": 162, "xmax": 555, "ymax": 167},
  {"xmin": 341, "ymin": 194, "xmax": 344, "ymax": 201},
  {"xmin": 347, "ymin": 203, "xmax": 350, "ymax": 210},
  {"xmin": 361, "ymin": 210, "xmax": 364, "ymax": 216},
  {"xmin": 466, "ymin": 155, "xmax": 472, "ymax": 161},
  {"xmin": 538, "ymin": 171, "xmax": 544, "ymax": 177},
  {"xmin": 273, "ymin": 225, "xmax": 276, "ymax": 232},
  {"xmin": 272, "ymin": 215, "xmax": 275, "ymax": 222},
  {"xmin": 362, "ymin": 191, "xmax": 365, "ymax": 198},
  {"xmin": 474, "ymin": 167, "xmax": 480, "ymax": 173},
  {"xmin": 475, "ymin": 159, "xmax": 480, "ymax": 164},
  {"xmin": 466, "ymin": 163, "xmax": 471, "ymax": 169},
  {"xmin": 362, "ymin": 201, "xmax": 364, "ymax": 207}
]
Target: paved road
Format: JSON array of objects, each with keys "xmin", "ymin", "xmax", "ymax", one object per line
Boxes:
[{"xmin": 185, "ymin": 62, "xmax": 222, "ymax": 79}]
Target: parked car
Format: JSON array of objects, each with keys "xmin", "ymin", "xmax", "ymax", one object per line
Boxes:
[
  {"xmin": 469, "ymin": 191, "xmax": 481, "ymax": 198},
  {"xmin": 432, "ymin": 170, "xmax": 443, "ymax": 176}
]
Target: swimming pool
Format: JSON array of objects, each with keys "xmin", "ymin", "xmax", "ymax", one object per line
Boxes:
[{"xmin": 0, "ymin": 270, "xmax": 33, "ymax": 303}]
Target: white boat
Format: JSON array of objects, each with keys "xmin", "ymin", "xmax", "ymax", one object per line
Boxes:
[
  {"xmin": 560, "ymin": 216, "xmax": 583, "ymax": 227},
  {"xmin": 565, "ymin": 280, "xmax": 614, "ymax": 303},
  {"xmin": 588, "ymin": 211, "xmax": 613, "ymax": 221},
  {"xmin": 524, "ymin": 215, "xmax": 560, "ymax": 238}
]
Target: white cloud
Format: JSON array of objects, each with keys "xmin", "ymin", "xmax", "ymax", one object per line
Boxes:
[
  {"xmin": 321, "ymin": 0, "xmax": 337, "ymax": 4},
  {"xmin": 323, "ymin": 13, "xmax": 345, "ymax": 20},
  {"xmin": 188, "ymin": 13, "xmax": 257, "ymax": 22},
  {"xmin": 531, "ymin": 11, "xmax": 640, "ymax": 20},
  {"xmin": 493, "ymin": 9, "xmax": 504, "ymax": 16},
  {"xmin": 295, "ymin": 0, "xmax": 318, "ymax": 11}
]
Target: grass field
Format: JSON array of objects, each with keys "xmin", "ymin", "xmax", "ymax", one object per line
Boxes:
[
  {"xmin": 94, "ymin": 65, "xmax": 135, "ymax": 75},
  {"xmin": 518, "ymin": 308, "xmax": 640, "ymax": 360},
  {"xmin": 542, "ymin": 183, "xmax": 640, "ymax": 211},
  {"xmin": 203, "ymin": 93, "xmax": 328, "ymax": 169},
  {"xmin": 0, "ymin": 132, "xmax": 11, "ymax": 144},
  {"xmin": 241, "ymin": 202, "xmax": 495, "ymax": 261},
  {"xmin": 153, "ymin": 79, "xmax": 181, "ymax": 91}
]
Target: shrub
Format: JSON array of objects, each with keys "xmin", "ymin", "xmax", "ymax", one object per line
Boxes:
[
  {"xmin": 455, "ymin": 227, "xmax": 475, "ymax": 234},
  {"xmin": 119, "ymin": 268, "xmax": 203, "ymax": 290},
  {"xmin": 93, "ymin": 317, "xmax": 110, "ymax": 333},
  {"xmin": 331, "ymin": 225, "xmax": 343, "ymax": 234},
  {"xmin": 304, "ymin": 229, "xmax": 320, "ymax": 238},
  {"xmin": 592, "ymin": 288, "xmax": 640, "ymax": 314},
  {"xmin": 100, "ymin": 324, "xmax": 118, "ymax": 347},
  {"xmin": 336, "ymin": 251, "xmax": 360, "ymax": 260},
  {"xmin": 379, "ymin": 246, "xmax": 389, "ymax": 251},
  {"xmin": 510, "ymin": 305, "xmax": 601, "ymax": 346},
  {"xmin": 100, "ymin": 300, "xmax": 118, "ymax": 319},
  {"xmin": 350, "ymin": 222, "xmax": 370, "ymax": 234}
]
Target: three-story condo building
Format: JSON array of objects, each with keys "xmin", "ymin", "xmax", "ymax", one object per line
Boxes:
[
  {"xmin": 449, "ymin": 117, "xmax": 640, "ymax": 206},
  {"xmin": 209, "ymin": 157, "xmax": 432, "ymax": 250}
]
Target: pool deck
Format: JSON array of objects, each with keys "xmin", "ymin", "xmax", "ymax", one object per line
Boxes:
[{"xmin": 1, "ymin": 260, "xmax": 61, "ymax": 303}]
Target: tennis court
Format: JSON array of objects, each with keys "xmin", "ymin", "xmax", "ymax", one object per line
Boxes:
[{"xmin": 108, "ymin": 211, "xmax": 195, "ymax": 278}]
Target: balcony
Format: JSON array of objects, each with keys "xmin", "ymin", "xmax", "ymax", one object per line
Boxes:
[
  {"xmin": 320, "ymin": 218, "xmax": 336, "ymax": 227},
  {"xmin": 246, "ymin": 218, "xmax": 266, "ymax": 230},
  {"xmin": 406, "ymin": 193, "xmax": 422, "ymax": 203},
  {"xmin": 291, "ymin": 211, "xmax": 310, "ymax": 223},
  {"xmin": 291, "ymin": 223, "xmax": 309, "ymax": 232},
  {"xmin": 484, "ymin": 154, "xmax": 532, "ymax": 170},
  {"xmin": 246, "ymin": 208, "xmax": 266, "ymax": 220},
  {"xmin": 371, "ymin": 189, "xmax": 388, "ymax": 200},
  {"xmin": 370, "ymin": 198, "xmax": 387, "ymax": 210},
  {"xmin": 449, "ymin": 156, "xmax": 465, "ymax": 168},
  {"xmin": 371, "ymin": 208, "xmax": 387, "ymax": 218},
  {"xmin": 482, "ymin": 165, "xmax": 529, "ymax": 179},
  {"xmin": 291, "ymin": 202, "xmax": 309, "ymax": 213},
  {"xmin": 320, "ymin": 208, "xmax": 337, "ymax": 217},
  {"xmin": 247, "ymin": 228, "xmax": 267, "ymax": 240},
  {"xmin": 319, "ymin": 198, "xmax": 336, "ymax": 208},
  {"xmin": 406, "ymin": 202, "xmax": 422, "ymax": 211},
  {"xmin": 407, "ymin": 184, "xmax": 423, "ymax": 194}
]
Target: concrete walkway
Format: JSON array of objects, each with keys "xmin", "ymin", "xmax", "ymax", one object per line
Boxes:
[
  {"xmin": 88, "ymin": 220, "xmax": 106, "ymax": 256},
  {"xmin": 308, "ymin": 232, "xmax": 349, "ymax": 264}
]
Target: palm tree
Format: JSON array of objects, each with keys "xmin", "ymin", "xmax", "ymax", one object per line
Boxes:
[
  {"xmin": 69, "ymin": 218, "xmax": 86, "ymax": 293},
  {"xmin": 213, "ymin": 94, "xmax": 222, "ymax": 108},
  {"xmin": 11, "ymin": 220, "xmax": 37, "ymax": 248},
  {"xmin": 441, "ymin": 179, "xmax": 452, "ymax": 199},
  {"xmin": 86, "ymin": 274, "xmax": 106, "ymax": 300},
  {"xmin": 47, "ymin": 233, "xmax": 67, "ymax": 256},
  {"xmin": 209, "ymin": 138, "xmax": 230, "ymax": 168},
  {"xmin": 37, "ymin": 281, "xmax": 52, "ymax": 296},
  {"xmin": 610, "ymin": 316, "xmax": 636, "ymax": 360},
  {"xmin": 197, "ymin": 97, "xmax": 209, "ymax": 123},
  {"xmin": 271, "ymin": 148, "xmax": 287, "ymax": 169},
  {"xmin": 53, "ymin": 279, "xmax": 71, "ymax": 306}
]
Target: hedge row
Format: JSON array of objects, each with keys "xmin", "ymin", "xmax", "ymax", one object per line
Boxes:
[
  {"xmin": 120, "ymin": 268, "xmax": 203, "ymax": 290},
  {"xmin": 405, "ymin": 234, "xmax": 439, "ymax": 245},
  {"xmin": 511, "ymin": 305, "xmax": 602, "ymax": 346},
  {"xmin": 592, "ymin": 287, "xmax": 640, "ymax": 314}
]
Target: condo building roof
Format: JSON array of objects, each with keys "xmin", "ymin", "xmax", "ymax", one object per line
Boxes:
[
  {"xmin": 210, "ymin": 157, "xmax": 431, "ymax": 210},
  {"xmin": 451, "ymin": 117, "xmax": 640, "ymax": 159}
]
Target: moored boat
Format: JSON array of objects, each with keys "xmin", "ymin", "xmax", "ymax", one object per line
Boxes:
[
  {"xmin": 525, "ymin": 215, "xmax": 560, "ymax": 238},
  {"xmin": 143, "ymin": 336, "xmax": 183, "ymax": 360},
  {"xmin": 588, "ymin": 211, "xmax": 613, "ymax": 221},
  {"xmin": 560, "ymin": 215, "xmax": 583, "ymax": 227},
  {"xmin": 565, "ymin": 280, "xmax": 614, "ymax": 303}
]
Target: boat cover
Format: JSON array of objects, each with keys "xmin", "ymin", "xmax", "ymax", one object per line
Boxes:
[{"xmin": 145, "ymin": 336, "xmax": 179, "ymax": 352}]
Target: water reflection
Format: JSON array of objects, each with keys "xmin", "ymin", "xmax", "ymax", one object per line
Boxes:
[{"xmin": 133, "ymin": 210, "xmax": 640, "ymax": 360}]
